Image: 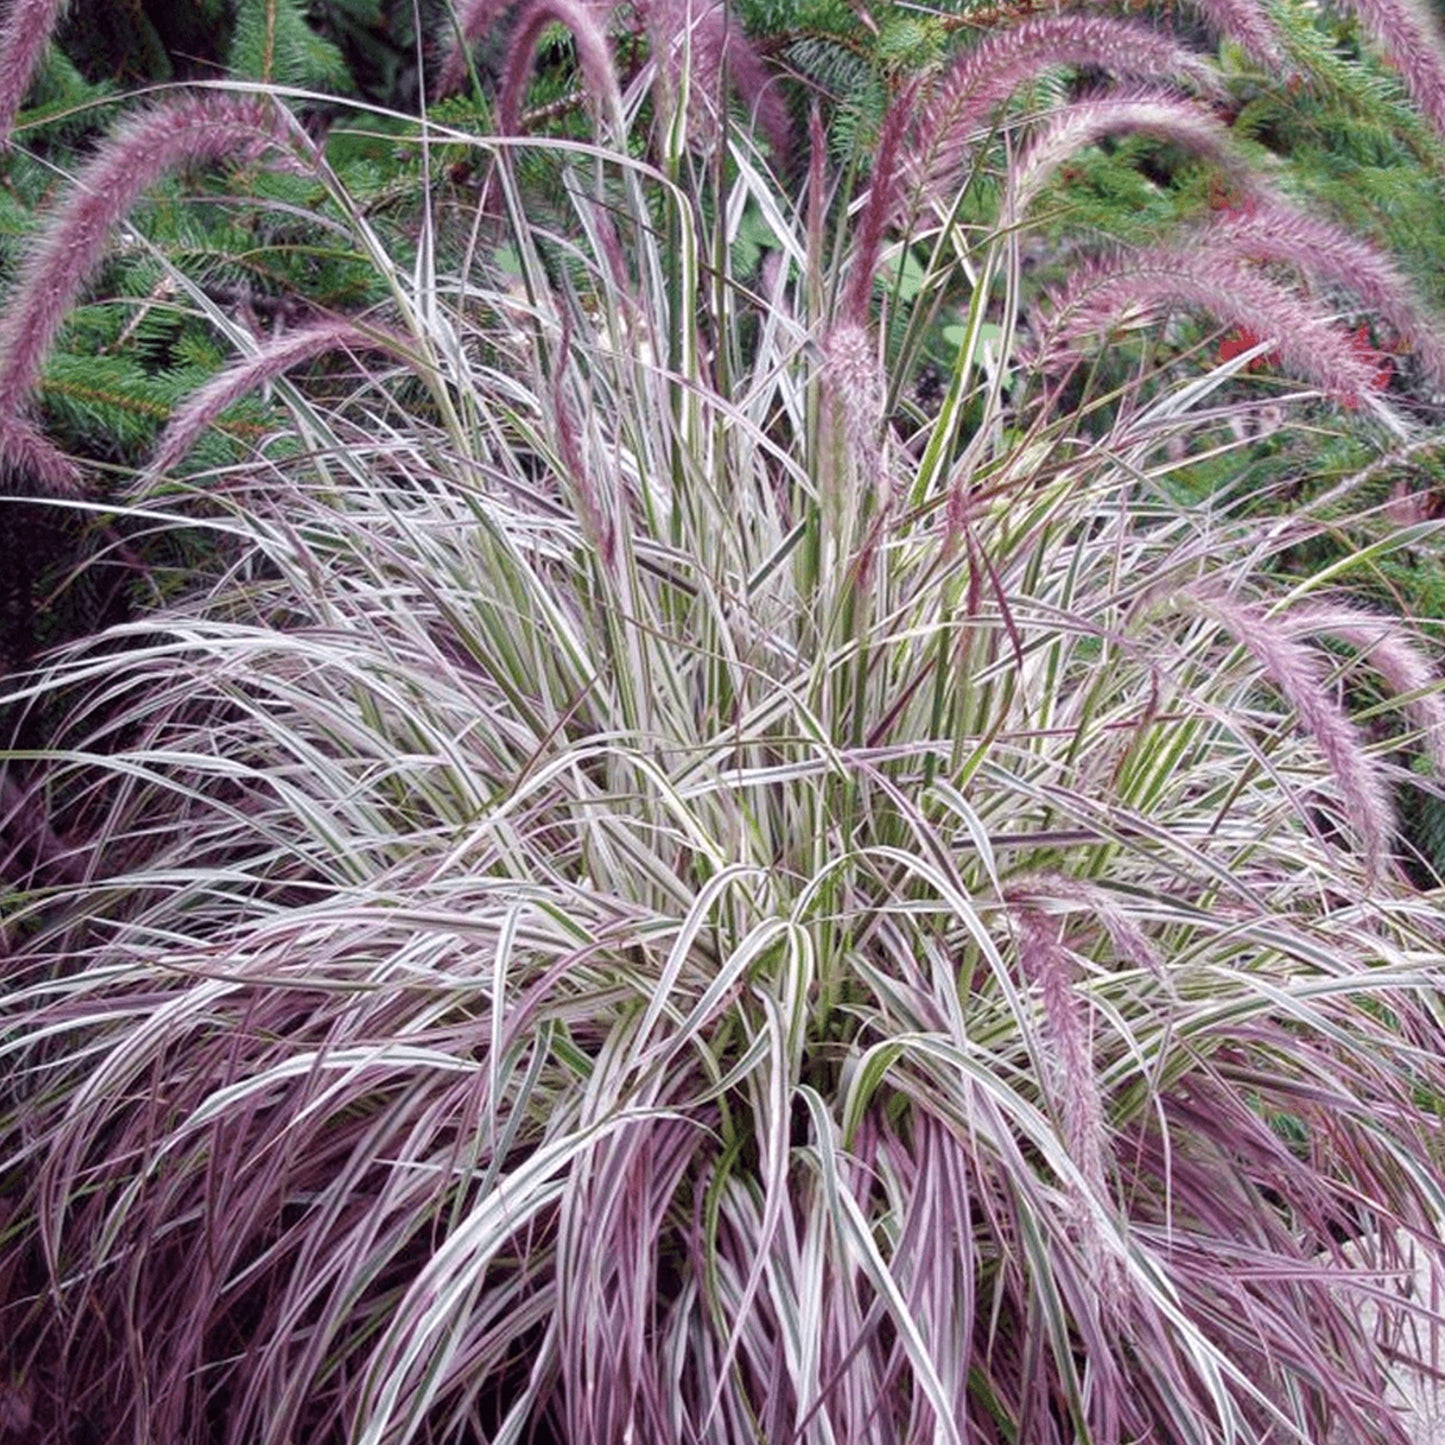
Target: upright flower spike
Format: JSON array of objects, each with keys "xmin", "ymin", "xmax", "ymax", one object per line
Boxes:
[
  {"xmin": 0, "ymin": 93, "xmax": 308, "ymax": 441},
  {"xmin": 1012, "ymin": 905, "xmax": 1122, "ymax": 1315},
  {"xmin": 842, "ymin": 78, "xmax": 918, "ymax": 329},
  {"xmin": 0, "ymin": 0, "xmax": 66, "ymax": 147},
  {"xmin": 822, "ymin": 318, "xmax": 886, "ymax": 492}
]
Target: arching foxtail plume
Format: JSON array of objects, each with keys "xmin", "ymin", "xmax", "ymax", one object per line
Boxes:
[
  {"xmin": 1274, "ymin": 603, "xmax": 1445, "ymax": 774},
  {"xmin": 1181, "ymin": 0, "xmax": 1287, "ymax": 69},
  {"xmin": 1337, "ymin": 0, "xmax": 1445, "ymax": 143},
  {"xmin": 1003, "ymin": 90, "xmax": 1241, "ymax": 225},
  {"xmin": 148, "ymin": 317, "xmax": 410, "ymax": 477},
  {"xmin": 1035, "ymin": 242, "xmax": 1394, "ymax": 407},
  {"xmin": 437, "ymin": 0, "xmax": 513, "ymax": 96},
  {"xmin": 910, "ymin": 17, "xmax": 1219, "ymax": 200},
  {"xmin": 441, "ymin": 0, "xmax": 789, "ymax": 159},
  {"xmin": 0, "ymin": 94, "xmax": 309, "ymax": 447},
  {"xmin": 635, "ymin": 0, "xmax": 791, "ymax": 159},
  {"xmin": 1203, "ymin": 199, "xmax": 1445, "ymax": 393},
  {"xmin": 0, "ymin": 0, "xmax": 66, "ymax": 147},
  {"xmin": 496, "ymin": 0, "xmax": 623, "ymax": 138},
  {"xmin": 1183, "ymin": 588, "xmax": 1397, "ymax": 884}
]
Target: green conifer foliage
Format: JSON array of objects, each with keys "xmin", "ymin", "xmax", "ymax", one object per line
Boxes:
[{"xmin": 229, "ymin": 0, "xmax": 354, "ymax": 89}]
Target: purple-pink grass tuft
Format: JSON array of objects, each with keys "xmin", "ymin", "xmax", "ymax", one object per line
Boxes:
[
  {"xmin": 497, "ymin": 0, "xmax": 623, "ymax": 138},
  {"xmin": 0, "ymin": 94, "xmax": 307, "ymax": 433},
  {"xmin": 910, "ymin": 18, "xmax": 1219, "ymax": 200},
  {"xmin": 1186, "ymin": 588, "xmax": 1397, "ymax": 883},
  {"xmin": 1201, "ymin": 199, "xmax": 1445, "ymax": 393},
  {"xmin": 1035, "ymin": 242, "xmax": 1392, "ymax": 406},
  {"xmin": 1338, "ymin": 0, "xmax": 1445, "ymax": 143},
  {"xmin": 148, "ymin": 317, "xmax": 409, "ymax": 476},
  {"xmin": 0, "ymin": 0, "xmax": 66, "ymax": 147}
]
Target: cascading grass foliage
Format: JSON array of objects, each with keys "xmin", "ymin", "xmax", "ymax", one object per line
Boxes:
[{"xmin": 3, "ymin": 0, "xmax": 1445, "ymax": 1442}]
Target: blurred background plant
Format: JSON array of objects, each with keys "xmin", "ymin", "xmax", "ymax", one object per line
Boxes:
[{"xmin": 2, "ymin": 0, "xmax": 1445, "ymax": 1441}]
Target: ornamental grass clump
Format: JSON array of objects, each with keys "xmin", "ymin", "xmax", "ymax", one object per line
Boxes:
[{"xmin": 3, "ymin": 8, "xmax": 1445, "ymax": 1444}]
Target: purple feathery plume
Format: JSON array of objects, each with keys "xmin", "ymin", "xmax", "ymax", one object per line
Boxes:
[
  {"xmin": 1035, "ymin": 242, "xmax": 1391, "ymax": 406},
  {"xmin": 1179, "ymin": 0, "xmax": 1287, "ymax": 69},
  {"xmin": 842, "ymin": 78, "xmax": 918, "ymax": 328},
  {"xmin": 1202, "ymin": 198, "xmax": 1445, "ymax": 392},
  {"xmin": 0, "ymin": 94, "xmax": 306, "ymax": 434},
  {"xmin": 912, "ymin": 17, "xmax": 1219, "ymax": 196},
  {"xmin": 148, "ymin": 317, "xmax": 408, "ymax": 476},
  {"xmin": 0, "ymin": 0, "xmax": 66, "ymax": 147},
  {"xmin": 1186, "ymin": 588, "xmax": 1396, "ymax": 883},
  {"xmin": 1005, "ymin": 90, "xmax": 1241, "ymax": 223},
  {"xmin": 633, "ymin": 0, "xmax": 790, "ymax": 158},
  {"xmin": 1276, "ymin": 602, "xmax": 1445, "ymax": 775},
  {"xmin": 0, "ymin": 410, "xmax": 78, "ymax": 494},
  {"xmin": 496, "ymin": 0, "xmax": 622, "ymax": 137},
  {"xmin": 1338, "ymin": 0, "xmax": 1445, "ymax": 143},
  {"xmin": 1007, "ymin": 872, "xmax": 1163, "ymax": 977},
  {"xmin": 437, "ymin": 0, "xmax": 514, "ymax": 96},
  {"xmin": 822, "ymin": 318, "xmax": 886, "ymax": 490}
]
